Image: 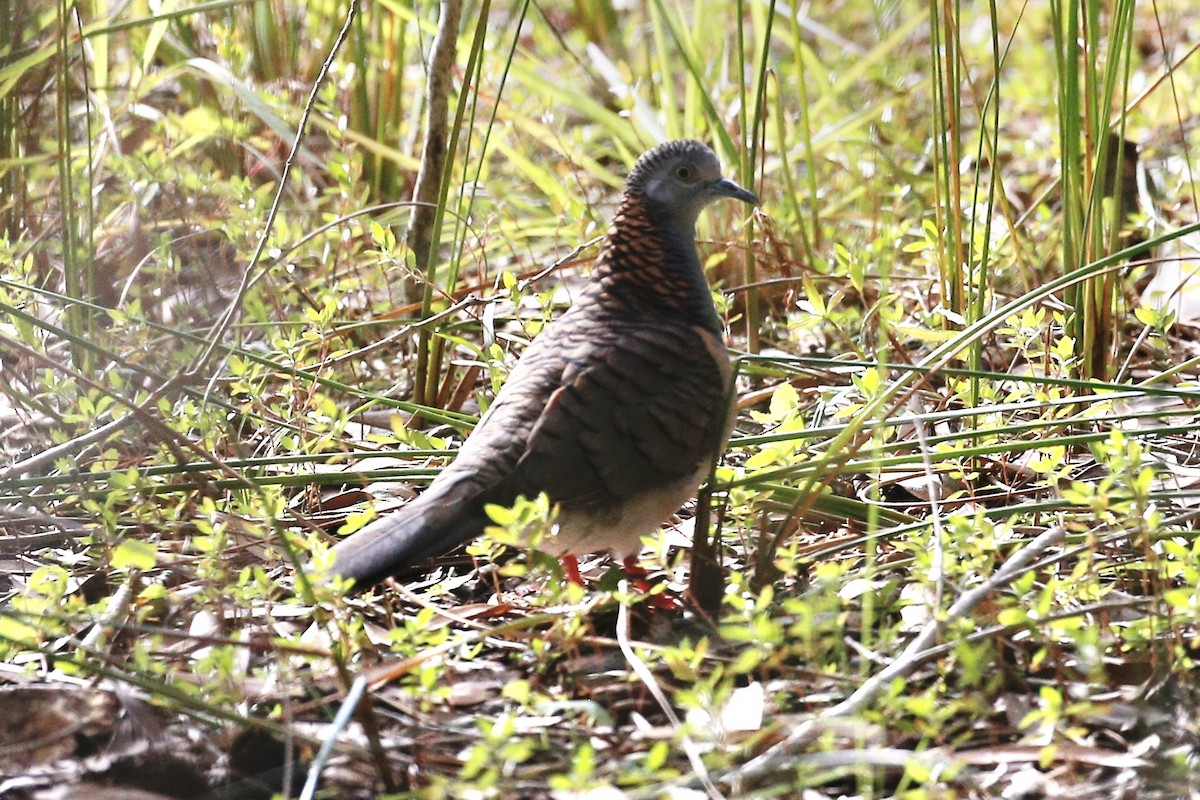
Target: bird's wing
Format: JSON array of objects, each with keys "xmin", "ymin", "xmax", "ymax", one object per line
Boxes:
[{"xmin": 492, "ymin": 317, "xmax": 733, "ymax": 511}]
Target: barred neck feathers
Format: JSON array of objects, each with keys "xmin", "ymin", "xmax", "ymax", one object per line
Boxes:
[{"xmin": 592, "ymin": 190, "xmax": 719, "ymax": 330}]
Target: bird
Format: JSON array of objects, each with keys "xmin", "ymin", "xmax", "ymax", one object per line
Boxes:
[{"xmin": 329, "ymin": 140, "xmax": 758, "ymax": 588}]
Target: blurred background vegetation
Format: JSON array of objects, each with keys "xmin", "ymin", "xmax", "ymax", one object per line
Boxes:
[{"xmin": 3, "ymin": 0, "xmax": 1200, "ymax": 797}]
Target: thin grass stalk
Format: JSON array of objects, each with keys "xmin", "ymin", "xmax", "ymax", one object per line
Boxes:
[
  {"xmin": 90, "ymin": 0, "xmax": 110, "ymax": 105},
  {"xmin": 348, "ymin": 7, "xmax": 373, "ymax": 186},
  {"xmin": 249, "ymin": 0, "xmax": 291, "ymax": 83},
  {"xmin": 771, "ymin": 77, "xmax": 813, "ymax": 265},
  {"xmin": 381, "ymin": 7, "xmax": 408, "ymax": 199},
  {"xmin": 649, "ymin": 0, "xmax": 678, "ymax": 140},
  {"xmin": 965, "ymin": 1, "xmax": 1003, "ymax": 410},
  {"xmin": 741, "ymin": 0, "xmax": 774, "ymax": 355},
  {"xmin": 927, "ymin": 3, "xmax": 950, "ymax": 318},
  {"xmin": 683, "ymin": 0, "xmax": 701, "ymax": 136},
  {"xmin": 416, "ymin": 2, "xmax": 489, "ymax": 412},
  {"xmin": 1080, "ymin": 0, "xmax": 1106, "ymax": 378},
  {"xmin": 424, "ymin": 7, "xmax": 489, "ymax": 415},
  {"xmin": 409, "ymin": 0, "xmax": 461, "ymax": 407},
  {"xmin": 855, "ymin": 172, "xmax": 899, "ymax": 672},
  {"xmin": 80, "ymin": 10, "xmax": 96, "ymax": 324},
  {"xmin": 1083, "ymin": 1, "xmax": 1136, "ymax": 380},
  {"xmin": 350, "ymin": 3, "xmax": 406, "ymax": 202},
  {"xmin": 747, "ymin": 6, "xmax": 772, "ymax": 206},
  {"xmin": 0, "ymin": 0, "xmax": 21, "ymax": 238},
  {"xmin": 1051, "ymin": 0, "xmax": 1085, "ymax": 375},
  {"xmin": 947, "ymin": 2, "xmax": 965, "ymax": 317},
  {"xmin": 1056, "ymin": 0, "xmax": 1137, "ymax": 381},
  {"xmin": 441, "ymin": 0, "xmax": 490, "ymax": 293},
  {"xmin": 448, "ymin": 0, "xmax": 527, "ymax": 309},
  {"xmin": 733, "ymin": 0, "xmax": 758, "ymax": 353},
  {"xmin": 1108, "ymin": 6, "xmax": 1136, "ymax": 270},
  {"xmin": 933, "ymin": 0, "xmax": 964, "ymax": 319},
  {"xmin": 648, "ymin": 0, "xmax": 735, "ymax": 160},
  {"xmin": 789, "ymin": 16, "xmax": 820, "ymax": 256},
  {"xmin": 57, "ymin": 1, "xmax": 93, "ymax": 373},
  {"xmin": 572, "ymin": 0, "xmax": 617, "ymax": 46}
]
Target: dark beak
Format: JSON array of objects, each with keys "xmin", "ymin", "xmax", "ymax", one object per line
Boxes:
[{"xmin": 711, "ymin": 177, "xmax": 759, "ymax": 206}]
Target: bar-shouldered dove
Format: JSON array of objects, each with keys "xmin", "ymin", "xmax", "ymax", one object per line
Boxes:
[{"xmin": 329, "ymin": 140, "xmax": 757, "ymax": 587}]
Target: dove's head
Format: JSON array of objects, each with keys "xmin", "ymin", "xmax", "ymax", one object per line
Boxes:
[{"xmin": 626, "ymin": 140, "xmax": 758, "ymax": 227}]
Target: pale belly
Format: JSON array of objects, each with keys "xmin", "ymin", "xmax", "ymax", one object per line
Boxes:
[{"xmin": 537, "ymin": 466, "xmax": 709, "ymax": 559}]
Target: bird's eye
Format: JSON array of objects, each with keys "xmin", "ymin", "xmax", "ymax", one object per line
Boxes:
[{"xmin": 673, "ymin": 165, "xmax": 694, "ymax": 181}]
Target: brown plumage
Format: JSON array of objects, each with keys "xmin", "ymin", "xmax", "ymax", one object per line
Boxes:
[{"xmin": 329, "ymin": 140, "xmax": 758, "ymax": 587}]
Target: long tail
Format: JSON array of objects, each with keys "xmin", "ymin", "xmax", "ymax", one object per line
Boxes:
[{"xmin": 328, "ymin": 481, "xmax": 489, "ymax": 587}]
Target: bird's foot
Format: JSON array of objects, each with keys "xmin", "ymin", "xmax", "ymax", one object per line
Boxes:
[
  {"xmin": 559, "ymin": 554, "xmax": 681, "ymax": 609},
  {"xmin": 620, "ymin": 554, "xmax": 649, "ymax": 581},
  {"xmin": 561, "ymin": 554, "xmax": 585, "ymax": 586},
  {"xmin": 621, "ymin": 556, "xmax": 682, "ymax": 611}
]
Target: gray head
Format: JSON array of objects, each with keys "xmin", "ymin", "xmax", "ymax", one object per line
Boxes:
[{"xmin": 625, "ymin": 140, "xmax": 758, "ymax": 226}]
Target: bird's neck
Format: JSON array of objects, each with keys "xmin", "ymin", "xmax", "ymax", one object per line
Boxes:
[{"xmin": 591, "ymin": 192, "xmax": 721, "ymax": 331}]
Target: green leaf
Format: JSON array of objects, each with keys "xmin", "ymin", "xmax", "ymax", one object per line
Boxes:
[
  {"xmin": 112, "ymin": 539, "xmax": 157, "ymax": 571},
  {"xmin": 0, "ymin": 615, "xmax": 40, "ymax": 646},
  {"xmin": 768, "ymin": 381, "xmax": 799, "ymax": 418}
]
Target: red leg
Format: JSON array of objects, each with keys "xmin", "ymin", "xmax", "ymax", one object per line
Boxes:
[
  {"xmin": 622, "ymin": 555, "xmax": 681, "ymax": 609},
  {"xmin": 561, "ymin": 554, "xmax": 584, "ymax": 586},
  {"xmin": 622, "ymin": 554, "xmax": 648, "ymax": 579}
]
